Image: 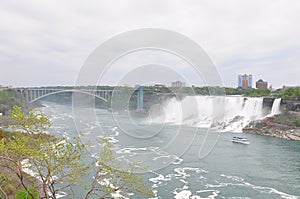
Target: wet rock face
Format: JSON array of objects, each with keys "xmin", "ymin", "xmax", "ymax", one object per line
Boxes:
[
  {"xmin": 288, "ymin": 102, "xmax": 300, "ymax": 111},
  {"xmin": 251, "ymin": 120, "xmax": 267, "ymax": 129},
  {"xmin": 262, "ymin": 97, "xmax": 300, "ymax": 113},
  {"xmin": 281, "ymin": 99, "xmax": 300, "ymax": 112},
  {"xmin": 262, "ymin": 97, "xmax": 275, "ymax": 112}
]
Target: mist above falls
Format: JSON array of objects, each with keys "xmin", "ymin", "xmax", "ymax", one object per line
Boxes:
[{"xmin": 151, "ymin": 96, "xmax": 281, "ymax": 132}]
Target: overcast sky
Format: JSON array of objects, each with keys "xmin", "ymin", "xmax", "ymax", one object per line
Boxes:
[{"xmin": 0, "ymin": 0, "xmax": 299, "ymax": 88}]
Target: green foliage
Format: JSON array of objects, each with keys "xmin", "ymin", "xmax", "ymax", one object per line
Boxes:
[
  {"xmin": 1, "ymin": 106, "xmax": 153, "ymax": 199},
  {"xmin": 279, "ymin": 87, "xmax": 300, "ymax": 99},
  {"xmin": 85, "ymin": 137, "xmax": 154, "ymax": 199},
  {"xmin": 191, "ymin": 87, "xmax": 270, "ymax": 97},
  {"xmin": 29, "ymin": 136, "xmax": 89, "ymax": 191},
  {"xmin": 0, "ymin": 133, "xmax": 88, "ymax": 198},
  {"xmin": 1, "ymin": 106, "xmax": 89, "ymax": 199},
  {"xmin": 0, "ymin": 89, "xmax": 28, "ymax": 115},
  {"xmin": 0, "ymin": 173, "xmax": 13, "ymax": 198},
  {"xmin": 0, "ymin": 134, "xmax": 38, "ymax": 160},
  {"xmin": 225, "ymin": 87, "xmax": 243, "ymax": 95},
  {"xmin": 208, "ymin": 87, "xmax": 226, "ymax": 96},
  {"xmin": 243, "ymin": 88, "xmax": 271, "ymax": 97},
  {"xmin": 14, "ymin": 186, "xmax": 38, "ymax": 199},
  {"xmin": 0, "ymin": 132, "xmax": 41, "ymax": 199},
  {"xmin": 10, "ymin": 106, "xmax": 51, "ymax": 134}
]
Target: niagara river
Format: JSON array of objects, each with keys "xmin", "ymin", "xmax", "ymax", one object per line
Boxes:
[{"xmin": 41, "ymin": 96, "xmax": 299, "ymax": 199}]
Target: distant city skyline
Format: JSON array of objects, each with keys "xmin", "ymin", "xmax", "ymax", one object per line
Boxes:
[
  {"xmin": 0, "ymin": 1, "xmax": 300, "ymax": 88},
  {"xmin": 0, "ymin": 76, "xmax": 298, "ymax": 89}
]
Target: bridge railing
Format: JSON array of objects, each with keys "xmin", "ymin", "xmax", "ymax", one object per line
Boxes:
[{"xmin": 16, "ymin": 88, "xmax": 119, "ymax": 103}]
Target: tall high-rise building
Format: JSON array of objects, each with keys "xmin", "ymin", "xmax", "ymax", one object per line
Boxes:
[
  {"xmin": 248, "ymin": 75, "xmax": 252, "ymax": 88},
  {"xmin": 238, "ymin": 74, "xmax": 252, "ymax": 89},
  {"xmin": 242, "ymin": 75, "xmax": 249, "ymax": 89},
  {"xmin": 238, "ymin": 75, "xmax": 242, "ymax": 88}
]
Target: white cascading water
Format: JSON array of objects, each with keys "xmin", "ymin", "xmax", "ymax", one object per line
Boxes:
[
  {"xmin": 270, "ymin": 98, "xmax": 281, "ymax": 115},
  {"xmin": 153, "ymin": 96, "xmax": 267, "ymax": 132}
]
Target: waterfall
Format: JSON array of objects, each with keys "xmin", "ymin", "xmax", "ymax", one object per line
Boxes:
[
  {"xmin": 271, "ymin": 98, "xmax": 281, "ymax": 115},
  {"xmin": 153, "ymin": 96, "xmax": 267, "ymax": 132}
]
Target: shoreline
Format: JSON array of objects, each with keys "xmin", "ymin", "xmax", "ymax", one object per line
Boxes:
[
  {"xmin": 243, "ymin": 113, "xmax": 300, "ymax": 141},
  {"xmin": 243, "ymin": 127, "xmax": 300, "ymax": 141}
]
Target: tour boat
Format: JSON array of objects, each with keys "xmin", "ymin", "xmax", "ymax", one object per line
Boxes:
[{"xmin": 232, "ymin": 136, "xmax": 250, "ymax": 145}]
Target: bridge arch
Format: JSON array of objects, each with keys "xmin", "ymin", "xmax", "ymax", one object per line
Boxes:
[{"xmin": 29, "ymin": 89, "xmax": 108, "ymax": 103}]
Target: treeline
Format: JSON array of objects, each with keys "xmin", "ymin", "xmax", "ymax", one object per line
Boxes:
[
  {"xmin": 24, "ymin": 85, "xmax": 274, "ymax": 97},
  {"xmin": 138, "ymin": 86, "xmax": 272, "ymax": 97},
  {"xmin": 277, "ymin": 87, "xmax": 300, "ymax": 99},
  {"xmin": 0, "ymin": 89, "xmax": 29, "ymax": 115},
  {"xmin": 144, "ymin": 86, "xmax": 271, "ymax": 96}
]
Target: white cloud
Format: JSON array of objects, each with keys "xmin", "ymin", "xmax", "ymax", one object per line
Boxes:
[{"xmin": 0, "ymin": 0, "xmax": 299, "ymax": 88}]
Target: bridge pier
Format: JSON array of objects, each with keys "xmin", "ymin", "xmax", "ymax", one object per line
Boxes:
[{"xmin": 137, "ymin": 86, "xmax": 144, "ymax": 111}]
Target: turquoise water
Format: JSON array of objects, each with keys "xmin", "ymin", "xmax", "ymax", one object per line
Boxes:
[{"xmin": 42, "ymin": 102, "xmax": 300, "ymax": 198}]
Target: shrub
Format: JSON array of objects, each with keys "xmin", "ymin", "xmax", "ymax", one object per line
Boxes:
[
  {"xmin": 14, "ymin": 186, "xmax": 38, "ymax": 199},
  {"xmin": 280, "ymin": 87, "xmax": 300, "ymax": 99},
  {"xmin": 273, "ymin": 112, "xmax": 300, "ymax": 127}
]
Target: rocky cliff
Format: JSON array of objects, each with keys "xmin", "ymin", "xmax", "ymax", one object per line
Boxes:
[
  {"xmin": 243, "ymin": 112, "xmax": 300, "ymax": 141},
  {"xmin": 262, "ymin": 97, "xmax": 275, "ymax": 112},
  {"xmin": 262, "ymin": 97, "xmax": 300, "ymax": 112},
  {"xmin": 280, "ymin": 98, "xmax": 300, "ymax": 112}
]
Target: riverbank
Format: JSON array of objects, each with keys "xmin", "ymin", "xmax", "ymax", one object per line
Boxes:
[
  {"xmin": 0, "ymin": 116, "xmax": 16, "ymax": 128},
  {"xmin": 0, "ymin": 129, "xmax": 49, "ymax": 198},
  {"xmin": 243, "ymin": 112, "xmax": 300, "ymax": 141}
]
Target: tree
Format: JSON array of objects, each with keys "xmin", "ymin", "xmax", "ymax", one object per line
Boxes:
[
  {"xmin": 1, "ymin": 106, "xmax": 154, "ymax": 198},
  {"xmin": 280, "ymin": 87, "xmax": 300, "ymax": 99},
  {"xmin": 85, "ymin": 137, "xmax": 154, "ymax": 199},
  {"xmin": 10, "ymin": 106, "xmax": 51, "ymax": 135},
  {"xmin": 0, "ymin": 134, "xmax": 38, "ymax": 199},
  {"xmin": 243, "ymin": 88, "xmax": 271, "ymax": 97},
  {"xmin": 29, "ymin": 137, "xmax": 89, "ymax": 199},
  {"xmin": 15, "ymin": 186, "xmax": 38, "ymax": 199},
  {"xmin": 0, "ymin": 173, "xmax": 13, "ymax": 199},
  {"xmin": 0, "ymin": 89, "xmax": 29, "ymax": 115},
  {"xmin": 1, "ymin": 106, "xmax": 89, "ymax": 199}
]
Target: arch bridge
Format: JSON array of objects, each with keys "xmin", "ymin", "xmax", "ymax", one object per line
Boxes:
[{"xmin": 16, "ymin": 88, "xmax": 118, "ymax": 103}]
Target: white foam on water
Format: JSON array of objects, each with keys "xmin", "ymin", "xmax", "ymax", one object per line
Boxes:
[
  {"xmin": 149, "ymin": 174, "xmax": 172, "ymax": 185},
  {"xmin": 56, "ymin": 191, "xmax": 67, "ymax": 198},
  {"xmin": 149, "ymin": 167, "xmax": 298, "ymax": 199},
  {"xmin": 111, "ymin": 127, "xmax": 118, "ymax": 131},
  {"xmin": 220, "ymin": 174, "xmax": 299, "ymax": 199},
  {"xmin": 174, "ymin": 189, "xmax": 192, "ymax": 199},
  {"xmin": 116, "ymin": 147, "xmax": 148, "ymax": 154},
  {"xmin": 172, "ymin": 157, "xmax": 184, "ymax": 165},
  {"xmin": 196, "ymin": 190, "xmax": 219, "ymax": 199}
]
